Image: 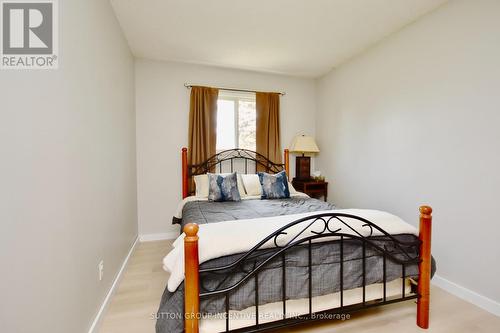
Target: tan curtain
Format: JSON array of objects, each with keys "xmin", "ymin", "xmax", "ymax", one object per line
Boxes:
[
  {"xmin": 256, "ymin": 92, "xmax": 282, "ymax": 170},
  {"xmin": 188, "ymin": 86, "xmax": 219, "ymax": 169}
]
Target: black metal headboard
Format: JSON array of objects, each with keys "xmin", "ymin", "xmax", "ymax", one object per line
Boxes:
[
  {"xmin": 191, "ymin": 149, "xmax": 284, "ymax": 176},
  {"xmin": 181, "ymin": 148, "xmax": 289, "ymax": 198}
]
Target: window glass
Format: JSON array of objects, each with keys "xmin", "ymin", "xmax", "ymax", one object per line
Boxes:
[
  {"xmin": 238, "ymin": 100, "xmax": 256, "ymax": 151},
  {"xmin": 216, "ymin": 92, "xmax": 256, "ymax": 151},
  {"xmin": 216, "ymin": 99, "xmax": 236, "ymax": 150}
]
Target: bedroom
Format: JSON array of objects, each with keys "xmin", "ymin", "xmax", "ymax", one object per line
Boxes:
[{"xmin": 1, "ymin": 0, "xmax": 499, "ymax": 332}]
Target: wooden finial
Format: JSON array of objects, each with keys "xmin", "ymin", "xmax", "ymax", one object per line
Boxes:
[
  {"xmin": 420, "ymin": 206, "xmax": 433, "ymax": 217},
  {"xmin": 184, "ymin": 223, "xmax": 199, "ymax": 238}
]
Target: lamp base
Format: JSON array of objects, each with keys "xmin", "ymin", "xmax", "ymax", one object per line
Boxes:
[{"xmin": 295, "ymin": 156, "xmax": 311, "ymax": 181}]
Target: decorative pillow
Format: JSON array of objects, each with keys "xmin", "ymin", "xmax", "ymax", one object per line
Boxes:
[
  {"xmin": 208, "ymin": 172, "xmax": 241, "ymax": 202},
  {"xmin": 258, "ymin": 171, "xmax": 290, "ymax": 199},
  {"xmin": 241, "ymin": 174, "xmax": 262, "ymax": 196},
  {"xmin": 194, "ymin": 173, "xmax": 246, "ymax": 198}
]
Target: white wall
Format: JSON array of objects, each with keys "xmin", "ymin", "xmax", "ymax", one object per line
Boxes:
[
  {"xmin": 135, "ymin": 59, "xmax": 317, "ymax": 235},
  {"xmin": 0, "ymin": 0, "xmax": 137, "ymax": 332},
  {"xmin": 316, "ymin": 0, "xmax": 500, "ymax": 305}
]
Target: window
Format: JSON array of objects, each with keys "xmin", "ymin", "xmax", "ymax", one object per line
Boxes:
[{"xmin": 216, "ymin": 91, "xmax": 256, "ymax": 151}]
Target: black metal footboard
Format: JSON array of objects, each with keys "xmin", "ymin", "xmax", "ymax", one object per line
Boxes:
[{"xmin": 192, "ymin": 213, "xmax": 422, "ymax": 332}]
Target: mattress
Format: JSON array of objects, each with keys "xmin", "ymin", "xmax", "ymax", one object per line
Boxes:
[{"xmin": 200, "ymin": 278, "xmax": 413, "ymax": 332}]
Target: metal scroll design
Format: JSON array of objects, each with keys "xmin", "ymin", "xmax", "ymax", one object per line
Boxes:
[
  {"xmin": 198, "ymin": 212, "xmax": 421, "ymax": 297},
  {"xmin": 189, "ymin": 148, "xmax": 284, "ymax": 177}
]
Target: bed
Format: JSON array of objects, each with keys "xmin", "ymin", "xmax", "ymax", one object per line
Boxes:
[{"xmin": 156, "ymin": 148, "xmax": 435, "ymax": 333}]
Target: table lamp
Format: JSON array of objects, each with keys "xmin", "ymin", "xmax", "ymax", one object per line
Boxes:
[{"xmin": 289, "ymin": 135, "xmax": 320, "ymax": 180}]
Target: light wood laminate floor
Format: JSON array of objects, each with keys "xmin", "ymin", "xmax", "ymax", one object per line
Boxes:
[{"xmin": 99, "ymin": 240, "xmax": 500, "ymax": 333}]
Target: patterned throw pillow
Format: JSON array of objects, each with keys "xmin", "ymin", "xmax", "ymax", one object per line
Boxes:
[
  {"xmin": 258, "ymin": 171, "xmax": 290, "ymax": 199},
  {"xmin": 208, "ymin": 172, "xmax": 241, "ymax": 202}
]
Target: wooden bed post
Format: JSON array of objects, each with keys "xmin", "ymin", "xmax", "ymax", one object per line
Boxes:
[
  {"xmin": 417, "ymin": 205, "xmax": 432, "ymax": 329},
  {"xmin": 284, "ymin": 149, "xmax": 290, "ymax": 176},
  {"xmin": 182, "ymin": 147, "xmax": 188, "ymax": 199},
  {"xmin": 184, "ymin": 223, "xmax": 200, "ymax": 333}
]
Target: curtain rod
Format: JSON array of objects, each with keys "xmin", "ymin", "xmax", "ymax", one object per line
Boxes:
[{"xmin": 184, "ymin": 83, "xmax": 286, "ymax": 96}]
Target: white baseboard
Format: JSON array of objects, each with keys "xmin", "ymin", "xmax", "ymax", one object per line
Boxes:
[
  {"xmin": 432, "ymin": 274, "xmax": 500, "ymax": 317},
  {"xmin": 139, "ymin": 231, "xmax": 179, "ymax": 242},
  {"xmin": 87, "ymin": 236, "xmax": 139, "ymax": 333}
]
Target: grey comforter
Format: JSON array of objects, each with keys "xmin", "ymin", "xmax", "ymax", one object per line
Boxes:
[
  {"xmin": 174, "ymin": 197, "xmax": 336, "ymax": 229},
  {"xmin": 158, "ymin": 198, "xmax": 436, "ymax": 333}
]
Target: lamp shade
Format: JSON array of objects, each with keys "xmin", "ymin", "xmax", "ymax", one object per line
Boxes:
[{"xmin": 290, "ymin": 135, "xmax": 320, "ymax": 154}]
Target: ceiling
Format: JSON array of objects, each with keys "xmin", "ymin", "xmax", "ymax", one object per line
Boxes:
[{"xmin": 110, "ymin": 0, "xmax": 448, "ymax": 78}]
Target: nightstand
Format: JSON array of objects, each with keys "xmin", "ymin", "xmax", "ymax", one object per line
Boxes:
[{"xmin": 292, "ymin": 179, "xmax": 328, "ymax": 202}]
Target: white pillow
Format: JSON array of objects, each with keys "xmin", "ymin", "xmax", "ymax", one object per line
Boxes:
[
  {"xmin": 288, "ymin": 181, "xmax": 298, "ymax": 195},
  {"xmin": 194, "ymin": 173, "xmax": 246, "ymax": 198},
  {"xmin": 194, "ymin": 174, "xmax": 209, "ymax": 198},
  {"xmin": 241, "ymin": 174, "xmax": 262, "ymax": 196},
  {"xmin": 235, "ymin": 174, "xmax": 246, "ymax": 198}
]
